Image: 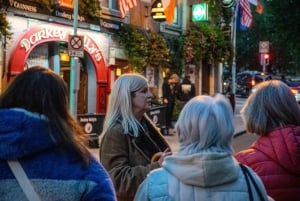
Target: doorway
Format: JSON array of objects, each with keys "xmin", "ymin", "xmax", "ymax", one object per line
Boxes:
[{"xmin": 60, "ymin": 59, "xmax": 88, "ymax": 114}]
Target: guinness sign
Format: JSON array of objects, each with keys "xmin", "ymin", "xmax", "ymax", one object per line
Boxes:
[{"xmin": 151, "ymin": 0, "xmax": 166, "ymax": 22}]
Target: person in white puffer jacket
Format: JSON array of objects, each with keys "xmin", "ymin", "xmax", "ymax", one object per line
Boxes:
[{"xmin": 134, "ymin": 94, "xmax": 273, "ymax": 201}]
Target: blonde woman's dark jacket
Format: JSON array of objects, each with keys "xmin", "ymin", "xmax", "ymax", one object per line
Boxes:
[{"xmin": 99, "ymin": 115, "xmax": 170, "ymax": 201}]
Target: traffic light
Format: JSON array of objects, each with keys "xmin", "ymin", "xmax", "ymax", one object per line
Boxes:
[{"xmin": 264, "ymin": 53, "xmax": 270, "ymax": 66}]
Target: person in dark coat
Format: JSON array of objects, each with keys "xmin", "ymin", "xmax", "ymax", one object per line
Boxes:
[
  {"xmin": 99, "ymin": 73, "xmax": 172, "ymax": 201},
  {"xmin": 162, "ymin": 77, "xmax": 175, "ymax": 129},
  {"xmin": 177, "ymin": 75, "xmax": 195, "ymax": 109},
  {"xmin": 162, "ymin": 74, "xmax": 181, "ymax": 129}
]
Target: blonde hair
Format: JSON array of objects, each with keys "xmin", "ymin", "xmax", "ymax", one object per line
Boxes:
[{"xmin": 101, "ymin": 73, "xmax": 148, "ymax": 137}]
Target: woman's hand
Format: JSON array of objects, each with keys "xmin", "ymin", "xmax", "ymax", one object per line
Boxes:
[{"xmin": 158, "ymin": 148, "xmax": 172, "ymax": 166}]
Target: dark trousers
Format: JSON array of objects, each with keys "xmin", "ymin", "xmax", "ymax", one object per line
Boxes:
[{"xmin": 165, "ymin": 101, "xmax": 175, "ymax": 128}]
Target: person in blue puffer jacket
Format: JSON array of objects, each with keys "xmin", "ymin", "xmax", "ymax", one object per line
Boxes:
[{"xmin": 0, "ymin": 66, "xmax": 116, "ymax": 201}]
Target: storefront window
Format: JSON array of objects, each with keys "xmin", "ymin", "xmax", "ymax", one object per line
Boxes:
[{"xmin": 101, "ymin": 0, "xmax": 118, "ymax": 11}]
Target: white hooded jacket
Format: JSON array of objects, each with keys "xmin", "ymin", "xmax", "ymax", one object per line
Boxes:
[{"xmin": 134, "ymin": 151, "xmax": 269, "ymax": 201}]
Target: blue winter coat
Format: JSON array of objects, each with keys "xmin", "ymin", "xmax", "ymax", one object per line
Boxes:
[{"xmin": 0, "ymin": 108, "xmax": 116, "ymax": 201}]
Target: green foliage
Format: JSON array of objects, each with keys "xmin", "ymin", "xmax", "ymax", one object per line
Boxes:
[
  {"xmin": 208, "ymin": 0, "xmax": 232, "ymax": 25},
  {"xmin": 236, "ymin": 0, "xmax": 300, "ymax": 74},
  {"xmin": 78, "ymin": 0, "xmax": 101, "ymax": 18},
  {"xmin": 117, "ymin": 24, "xmax": 171, "ymax": 73},
  {"xmin": 166, "ymin": 35, "xmax": 185, "ymax": 75},
  {"xmin": 146, "ymin": 32, "xmax": 170, "ymax": 68},
  {"xmin": 184, "ymin": 22, "xmax": 232, "ymax": 64},
  {"xmin": 182, "ymin": 0, "xmax": 233, "ymax": 66},
  {"xmin": 0, "ymin": 9, "xmax": 12, "ymax": 42},
  {"xmin": 49, "ymin": 0, "xmax": 101, "ymax": 18},
  {"xmin": 117, "ymin": 24, "xmax": 148, "ymax": 73}
]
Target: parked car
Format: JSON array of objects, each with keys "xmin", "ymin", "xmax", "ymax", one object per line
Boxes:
[
  {"xmin": 236, "ymin": 71, "xmax": 272, "ymax": 97},
  {"xmin": 282, "ymin": 76, "xmax": 300, "ymax": 103}
]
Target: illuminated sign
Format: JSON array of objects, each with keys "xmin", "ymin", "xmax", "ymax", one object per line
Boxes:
[
  {"xmin": 192, "ymin": 3, "xmax": 208, "ymax": 22},
  {"xmin": 151, "ymin": 0, "xmax": 166, "ymax": 22},
  {"xmin": 58, "ymin": 0, "xmax": 74, "ymax": 9}
]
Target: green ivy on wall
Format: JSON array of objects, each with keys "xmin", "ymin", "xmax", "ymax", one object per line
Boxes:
[
  {"xmin": 183, "ymin": 0, "xmax": 233, "ymax": 66},
  {"xmin": 184, "ymin": 22, "xmax": 232, "ymax": 64},
  {"xmin": 117, "ymin": 24, "xmax": 170, "ymax": 73},
  {"xmin": 0, "ymin": 9, "xmax": 12, "ymax": 42},
  {"xmin": 78, "ymin": 0, "xmax": 101, "ymax": 18},
  {"xmin": 47, "ymin": 0, "xmax": 101, "ymax": 19},
  {"xmin": 117, "ymin": 24, "xmax": 148, "ymax": 73},
  {"xmin": 166, "ymin": 35, "xmax": 185, "ymax": 76},
  {"xmin": 146, "ymin": 32, "xmax": 170, "ymax": 68}
]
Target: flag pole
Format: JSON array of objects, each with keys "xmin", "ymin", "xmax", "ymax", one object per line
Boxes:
[{"xmin": 231, "ymin": 1, "xmax": 238, "ymax": 95}]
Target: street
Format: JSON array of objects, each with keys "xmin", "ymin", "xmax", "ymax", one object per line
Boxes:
[
  {"xmin": 232, "ymin": 95, "xmax": 258, "ymax": 153},
  {"xmin": 89, "ymin": 96, "xmax": 257, "ymax": 160}
]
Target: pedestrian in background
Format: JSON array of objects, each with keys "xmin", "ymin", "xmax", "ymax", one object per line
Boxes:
[
  {"xmin": 99, "ymin": 73, "xmax": 172, "ymax": 201},
  {"xmin": 134, "ymin": 94, "xmax": 271, "ymax": 201},
  {"xmin": 162, "ymin": 77, "xmax": 175, "ymax": 129},
  {"xmin": 235, "ymin": 80, "xmax": 300, "ymax": 201},
  {"xmin": 177, "ymin": 75, "xmax": 195, "ymax": 109},
  {"xmin": 0, "ymin": 66, "xmax": 116, "ymax": 201},
  {"xmin": 162, "ymin": 74, "xmax": 179, "ymax": 129}
]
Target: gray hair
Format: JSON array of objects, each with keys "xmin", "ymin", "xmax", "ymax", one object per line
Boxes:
[
  {"xmin": 101, "ymin": 73, "xmax": 148, "ymax": 137},
  {"xmin": 241, "ymin": 80, "xmax": 300, "ymax": 136},
  {"xmin": 175, "ymin": 94, "xmax": 234, "ymax": 154}
]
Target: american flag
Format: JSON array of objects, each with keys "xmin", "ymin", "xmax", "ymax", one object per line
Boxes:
[
  {"xmin": 239, "ymin": 0, "xmax": 252, "ymax": 28},
  {"xmin": 118, "ymin": 0, "xmax": 137, "ymax": 18}
]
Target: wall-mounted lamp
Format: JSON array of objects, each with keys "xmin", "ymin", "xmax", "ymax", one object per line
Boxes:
[
  {"xmin": 60, "ymin": 52, "xmax": 70, "ymax": 62},
  {"xmin": 116, "ymin": 68, "xmax": 122, "ymax": 76},
  {"xmin": 162, "ymin": 71, "xmax": 166, "ymax": 78}
]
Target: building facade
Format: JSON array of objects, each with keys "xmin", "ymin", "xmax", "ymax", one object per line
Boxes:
[{"xmin": 0, "ymin": 0, "xmax": 223, "ymax": 117}]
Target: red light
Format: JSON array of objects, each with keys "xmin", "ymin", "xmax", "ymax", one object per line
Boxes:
[{"xmin": 264, "ymin": 54, "xmax": 269, "ymax": 59}]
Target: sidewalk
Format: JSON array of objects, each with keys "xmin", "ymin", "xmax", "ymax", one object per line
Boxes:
[
  {"xmin": 88, "ymin": 114, "xmax": 246, "ymax": 160},
  {"xmin": 233, "ymin": 114, "xmax": 246, "ymax": 137},
  {"xmin": 164, "ymin": 114, "xmax": 246, "ymax": 152}
]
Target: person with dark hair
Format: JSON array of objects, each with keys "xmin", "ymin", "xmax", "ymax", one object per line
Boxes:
[
  {"xmin": 0, "ymin": 66, "xmax": 116, "ymax": 201},
  {"xmin": 99, "ymin": 73, "xmax": 172, "ymax": 201},
  {"xmin": 235, "ymin": 80, "xmax": 300, "ymax": 201}
]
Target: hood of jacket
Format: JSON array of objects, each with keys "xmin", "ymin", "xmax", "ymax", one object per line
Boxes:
[
  {"xmin": 163, "ymin": 151, "xmax": 240, "ymax": 187},
  {"xmin": 253, "ymin": 126, "xmax": 300, "ymax": 175},
  {"xmin": 0, "ymin": 108, "xmax": 60, "ymax": 160}
]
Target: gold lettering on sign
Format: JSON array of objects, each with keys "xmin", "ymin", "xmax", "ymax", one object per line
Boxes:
[{"xmin": 9, "ymin": 0, "xmax": 38, "ymax": 12}]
